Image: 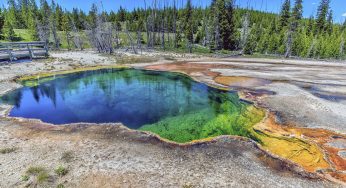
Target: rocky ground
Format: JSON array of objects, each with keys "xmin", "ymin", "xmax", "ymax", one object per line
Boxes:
[{"xmin": 0, "ymin": 50, "xmax": 345, "ymax": 187}]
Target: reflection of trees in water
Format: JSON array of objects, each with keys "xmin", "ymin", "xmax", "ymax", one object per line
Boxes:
[
  {"xmin": 37, "ymin": 84, "xmax": 57, "ymax": 106},
  {"xmin": 0, "ymin": 89, "xmax": 23, "ymax": 108},
  {"xmin": 31, "ymin": 87, "xmax": 40, "ymax": 102},
  {"xmin": 5, "ymin": 85, "xmax": 59, "ymax": 108},
  {"xmin": 2, "ymin": 69, "xmax": 217, "ymax": 119},
  {"xmin": 207, "ymin": 88, "xmax": 245, "ymax": 115}
]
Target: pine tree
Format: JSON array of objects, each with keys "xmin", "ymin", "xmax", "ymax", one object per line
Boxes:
[
  {"xmin": 5, "ymin": 0, "xmax": 18, "ymax": 27},
  {"xmin": 279, "ymin": 0, "xmax": 291, "ymax": 30},
  {"xmin": 20, "ymin": 0, "xmax": 29, "ymax": 28},
  {"xmin": 215, "ymin": 0, "xmax": 227, "ymax": 50},
  {"xmin": 225, "ymin": 0, "xmax": 237, "ymax": 50},
  {"xmin": 37, "ymin": 0, "xmax": 51, "ymax": 42},
  {"xmin": 291, "ymin": 0, "xmax": 303, "ymax": 30},
  {"xmin": 55, "ymin": 5, "xmax": 64, "ymax": 31},
  {"xmin": 285, "ymin": 0, "xmax": 303, "ymax": 57},
  {"xmin": 0, "ymin": 8, "xmax": 4, "ymax": 39},
  {"xmin": 175, "ymin": 23, "xmax": 182, "ymax": 48},
  {"xmin": 50, "ymin": 0, "xmax": 60, "ymax": 49},
  {"xmin": 244, "ymin": 24, "xmax": 259, "ymax": 54},
  {"xmin": 306, "ymin": 15, "xmax": 315, "ymax": 35},
  {"xmin": 315, "ymin": 0, "xmax": 330, "ymax": 33},
  {"xmin": 71, "ymin": 8, "xmax": 81, "ymax": 30},
  {"xmin": 212, "ymin": 0, "xmax": 237, "ymax": 50},
  {"xmin": 61, "ymin": 13, "xmax": 72, "ymax": 50},
  {"xmin": 267, "ymin": 19, "xmax": 280, "ymax": 54},
  {"xmin": 184, "ymin": 0, "xmax": 193, "ymax": 53},
  {"xmin": 88, "ymin": 3, "xmax": 98, "ymax": 29},
  {"xmin": 78, "ymin": 9, "xmax": 87, "ymax": 30},
  {"xmin": 2, "ymin": 10, "xmax": 16, "ymax": 41},
  {"xmin": 7, "ymin": 0, "xmax": 17, "ymax": 28},
  {"xmin": 118, "ymin": 6, "xmax": 127, "ymax": 22},
  {"xmin": 326, "ymin": 10, "xmax": 333, "ymax": 34},
  {"xmin": 27, "ymin": 0, "xmax": 39, "ymax": 40}
]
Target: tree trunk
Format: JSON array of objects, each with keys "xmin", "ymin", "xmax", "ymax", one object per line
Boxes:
[{"xmin": 284, "ymin": 30, "xmax": 293, "ymax": 58}]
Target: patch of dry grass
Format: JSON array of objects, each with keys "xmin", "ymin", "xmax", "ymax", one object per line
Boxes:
[
  {"xmin": 61, "ymin": 151, "xmax": 74, "ymax": 163},
  {"xmin": 0, "ymin": 147, "xmax": 17, "ymax": 154}
]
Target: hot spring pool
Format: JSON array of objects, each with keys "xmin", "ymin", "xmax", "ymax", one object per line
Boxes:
[{"xmin": 0, "ymin": 68, "xmax": 264, "ymax": 143}]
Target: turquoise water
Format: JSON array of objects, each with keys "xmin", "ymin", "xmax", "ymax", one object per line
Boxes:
[{"xmin": 0, "ymin": 69, "xmax": 263, "ymax": 142}]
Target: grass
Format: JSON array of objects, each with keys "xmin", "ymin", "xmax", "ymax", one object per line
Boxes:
[
  {"xmin": 24, "ymin": 166, "xmax": 51, "ymax": 184},
  {"xmin": 54, "ymin": 165, "xmax": 68, "ymax": 176},
  {"xmin": 56, "ymin": 184, "xmax": 65, "ymax": 188},
  {"xmin": 21, "ymin": 175, "xmax": 29, "ymax": 181},
  {"xmin": 13, "ymin": 29, "xmax": 32, "ymax": 42},
  {"xmin": 37, "ymin": 171, "xmax": 50, "ymax": 184},
  {"xmin": 26, "ymin": 166, "xmax": 46, "ymax": 175},
  {"xmin": 0, "ymin": 147, "xmax": 17, "ymax": 154}
]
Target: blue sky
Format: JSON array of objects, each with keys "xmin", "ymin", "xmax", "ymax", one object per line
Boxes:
[{"xmin": 1, "ymin": 0, "xmax": 346, "ymax": 22}]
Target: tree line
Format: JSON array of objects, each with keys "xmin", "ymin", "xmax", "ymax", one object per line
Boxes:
[{"xmin": 0, "ymin": 0, "xmax": 345, "ymax": 59}]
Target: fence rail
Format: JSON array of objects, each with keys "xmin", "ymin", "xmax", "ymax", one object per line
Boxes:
[{"xmin": 0, "ymin": 41, "xmax": 49, "ymax": 62}]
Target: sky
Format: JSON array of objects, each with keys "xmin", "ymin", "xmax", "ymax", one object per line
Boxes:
[{"xmin": 1, "ymin": 0, "xmax": 346, "ymax": 23}]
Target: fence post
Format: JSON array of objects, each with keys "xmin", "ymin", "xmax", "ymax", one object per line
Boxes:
[
  {"xmin": 27, "ymin": 44, "xmax": 33, "ymax": 60},
  {"xmin": 44, "ymin": 41, "xmax": 49, "ymax": 57},
  {"xmin": 7, "ymin": 45, "xmax": 13, "ymax": 62}
]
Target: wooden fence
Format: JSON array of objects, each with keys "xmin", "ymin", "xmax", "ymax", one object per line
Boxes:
[{"xmin": 0, "ymin": 42, "xmax": 49, "ymax": 62}]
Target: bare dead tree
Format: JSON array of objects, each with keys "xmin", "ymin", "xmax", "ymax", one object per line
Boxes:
[
  {"xmin": 284, "ymin": 30, "xmax": 293, "ymax": 58},
  {"xmin": 125, "ymin": 22, "xmax": 138, "ymax": 54},
  {"xmin": 51, "ymin": 23, "xmax": 60, "ymax": 50},
  {"xmin": 240, "ymin": 13, "xmax": 250, "ymax": 54},
  {"xmin": 144, "ymin": 0, "xmax": 149, "ymax": 48},
  {"xmin": 137, "ymin": 29, "xmax": 143, "ymax": 54},
  {"xmin": 203, "ymin": 12, "xmax": 209, "ymax": 47},
  {"xmin": 70, "ymin": 19, "xmax": 84, "ymax": 50},
  {"xmin": 83, "ymin": 4, "xmax": 115, "ymax": 54},
  {"xmin": 114, "ymin": 23, "xmax": 120, "ymax": 48},
  {"xmin": 36, "ymin": 18, "xmax": 50, "ymax": 45},
  {"xmin": 340, "ymin": 36, "xmax": 345, "ymax": 59},
  {"xmin": 103, "ymin": 22, "xmax": 114, "ymax": 54},
  {"xmin": 50, "ymin": 2, "xmax": 60, "ymax": 50},
  {"xmin": 307, "ymin": 37, "xmax": 317, "ymax": 58}
]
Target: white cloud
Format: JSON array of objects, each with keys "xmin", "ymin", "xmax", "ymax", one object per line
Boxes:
[{"xmin": 343, "ymin": 12, "xmax": 346, "ymax": 17}]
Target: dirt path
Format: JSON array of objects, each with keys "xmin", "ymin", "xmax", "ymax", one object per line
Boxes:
[{"xmin": 0, "ymin": 51, "xmax": 345, "ymax": 187}]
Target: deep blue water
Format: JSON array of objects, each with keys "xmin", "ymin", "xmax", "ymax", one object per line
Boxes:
[{"xmin": 0, "ymin": 69, "xmax": 242, "ymax": 129}]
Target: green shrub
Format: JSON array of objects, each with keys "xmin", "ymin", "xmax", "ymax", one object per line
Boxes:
[
  {"xmin": 21, "ymin": 175, "xmax": 29, "ymax": 181},
  {"xmin": 56, "ymin": 183, "xmax": 65, "ymax": 188},
  {"xmin": 55, "ymin": 166, "xmax": 68, "ymax": 176},
  {"xmin": 37, "ymin": 171, "xmax": 49, "ymax": 184}
]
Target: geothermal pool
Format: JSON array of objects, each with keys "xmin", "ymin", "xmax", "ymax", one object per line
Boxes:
[{"xmin": 0, "ymin": 68, "xmax": 263, "ymax": 142}]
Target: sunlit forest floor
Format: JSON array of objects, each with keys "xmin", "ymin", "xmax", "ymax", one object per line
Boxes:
[{"xmin": 0, "ymin": 51, "xmax": 345, "ymax": 187}]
